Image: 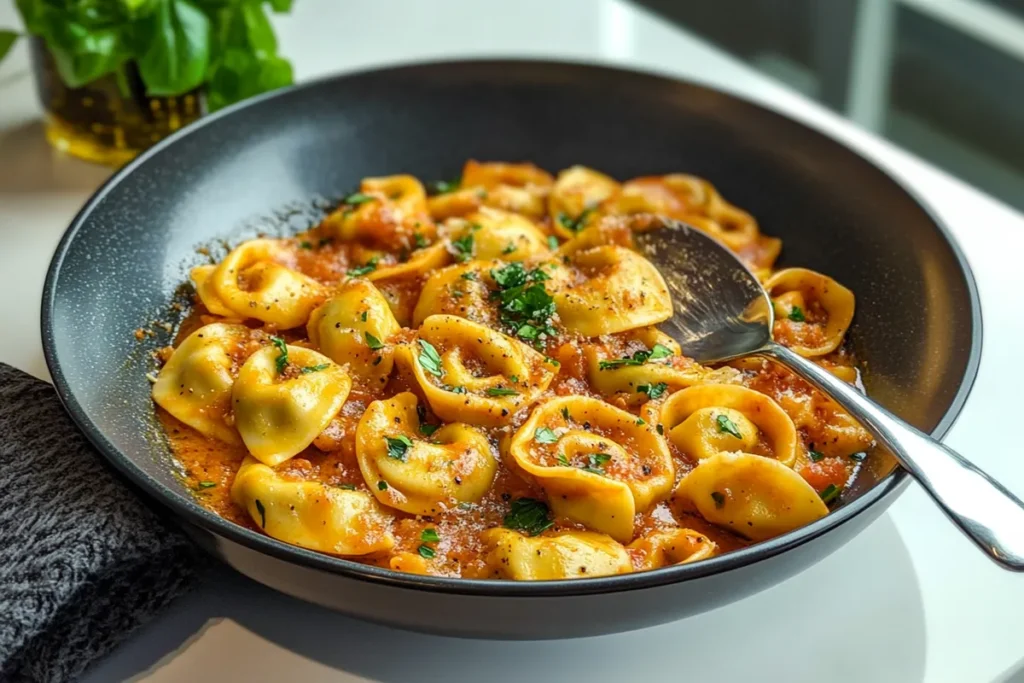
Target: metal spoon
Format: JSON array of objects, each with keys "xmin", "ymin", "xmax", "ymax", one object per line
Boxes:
[{"xmin": 634, "ymin": 218, "xmax": 1024, "ymax": 571}]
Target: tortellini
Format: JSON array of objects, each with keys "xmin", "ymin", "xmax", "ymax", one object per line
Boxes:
[
  {"xmin": 152, "ymin": 322, "xmax": 249, "ymax": 444},
  {"xmin": 507, "ymin": 396, "xmax": 674, "ymax": 542},
  {"xmin": 447, "ymin": 207, "xmax": 550, "ymax": 261},
  {"xmin": 397, "ymin": 315, "xmax": 556, "ymax": 427},
  {"xmin": 481, "ymin": 528, "xmax": 631, "ymax": 580},
  {"xmin": 307, "ymin": 280, "xmax": 400, "ymax": 387},
  {"xmin": 767, "ymin": 268, "xmax": 855, "ymax": 357},
  {"xmin": 552, "ymin": 246, "xmax": 673, "ymax": 336},
  {"xmin": 674, "ymin": 452, "xmax": 828, "ymax": 541},
  {"xmin": 427, "ymin": 161, "xmax": 553, "ymax": 220},
  {"xmin": 585, "ymin": 328, "xmax": 705, "ymax": 406},
  {"xmin": 325, "ymin": 174, "xmax": 434, "ymax": 251},
  {"xmin": 411, "ymin": 260, "xmax": 498, "ymax": 327},
  {"xmin": 658, "ymin": 384, "xmax": 798, "ymax": 467},
  {"xmin": 356, "ymin": 392, "xmax": 497, "ymax": 515},
  {"xmin": 193, "ymin": 239, "xmax": 326, "ymax": 328},
  {"xmin": 628, "ymin": 529, "xmax": 718, "ymax": 570},
  {"xmin": 231, "ymin": 456, "xmax": 394, "ymax": 555},
  {"xmin": 548, "ymin": 166, "xmax": 620, "ymax": 239},
  {"xmin": 233, "ymin": 343, "xmax": 351, "ymax": 466}
]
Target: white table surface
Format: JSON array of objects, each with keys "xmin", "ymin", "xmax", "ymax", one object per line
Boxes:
[{"xmin": 3, "ymin": 1, "xmax": 1024, "ymax": 681}]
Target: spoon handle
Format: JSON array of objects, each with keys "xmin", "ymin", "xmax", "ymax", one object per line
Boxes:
[{"xmin": 760, "ymin": 342, "xmax": 1024, "ymax": 571}]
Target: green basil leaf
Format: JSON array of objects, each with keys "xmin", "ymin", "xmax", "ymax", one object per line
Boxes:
[
  {"xmin": 47, "ymin": 22, "xmax": 127, "ymax": 88},
  {"xmin": 137, "ymin": 0, "xmax": 210, "ymax": 96},
  {"xmin": 267, "ymin": 0, "xmax": 292, "ymax": 11}
]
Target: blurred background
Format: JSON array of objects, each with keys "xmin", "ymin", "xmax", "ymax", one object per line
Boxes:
[{"xmin": 636, "ymin": 0, "xmax": 1024, "ymax": 212}]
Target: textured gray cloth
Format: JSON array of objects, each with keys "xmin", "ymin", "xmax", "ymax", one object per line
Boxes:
[{"xmin": 0, "ymin": 364, "xmax": 209, "ymax": 683}]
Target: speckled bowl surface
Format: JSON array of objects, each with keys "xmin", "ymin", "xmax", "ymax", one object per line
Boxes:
[{"xmin": 41, "ymin": 60, "xmax": 981, "ymax": 638}]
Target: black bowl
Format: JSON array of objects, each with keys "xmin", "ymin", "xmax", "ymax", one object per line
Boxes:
[{"xmin": 42, "ymin": 60, "xmax": 981, "ymax": 638}]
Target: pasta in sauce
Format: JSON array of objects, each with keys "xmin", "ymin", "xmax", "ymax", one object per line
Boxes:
[{"xmin": 152, "ymin": 161, "xmax": 873, "ymax": 580}]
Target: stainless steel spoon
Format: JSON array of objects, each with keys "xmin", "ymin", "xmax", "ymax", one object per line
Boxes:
[{"xmin": 634, "ymin": 218, "xmax": 1024, "ymax": 571}]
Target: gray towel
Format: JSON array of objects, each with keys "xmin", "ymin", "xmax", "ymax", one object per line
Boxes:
[{"xmin": 0, "ymin": 364, "xmax": 209, "ymax": 682}]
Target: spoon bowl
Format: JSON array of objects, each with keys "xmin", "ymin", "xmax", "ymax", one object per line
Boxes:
[{"xmin": 635, "ymin": 217, "xmax": 1024, "ymax": 571}]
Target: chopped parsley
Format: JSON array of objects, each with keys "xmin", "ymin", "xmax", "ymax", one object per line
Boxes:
[
  {"xmin": 364, "ymin": 332, "xmax": 384, "ymax": 350},
  {"xmin": 413, "ymin": 232, "xmax": 429, "ymax": 249},
  {"xmin": 417, "ymin": 339, "xmax": 444, "ymax": 377},
  {"xmin": 485, "ymin": 387, "xmax": 519, "ymax": 397},
  {"xmin": 347, "ymin": 256, "xmax": 379, "ymax": 277},
  {"xmin": 561, "ymin": 406, "xmax": 571, "ymax": 421},
  {"xmin": 460, "ymin": 271, "xmax": 478, "ymax": 281},
  {"xmin": 716, "ymin": 414, "xmax": 742, "ymax": 439},
  {"xmin": 820, "ymin": 484, "xmax": 841, "ymax": 504},
  {"xmin": 489, "ymin": 262, "xmax": 557, "ymax": 345},
  {"xmin": 417, "ymin": 544, "xmax": 436, "ymax": 559},
  {"xmin": 598, "ymin": 344, "xmax": 673, "ymax": 370},
  {"xmin": 582, "ymin": 453, "xmax": 612, "ymax": 475},
  {"xmin": 300, "ymin": 363, "xmax": 331, "ymax": 374},
  {"xmin": 635, "ymin": 418, "xmax": 646, "ymax": 426},
  {"xmin": 850, "ymin": 452, "xmax": 868, "ymax": 462},
  {"xmin": 556, "ymin": 453, "xmax": 570, "ymax": 467},
  {"xmin": 196, "ymin": 481, "xmax": 216, "ymax": 489},
  {"xmin": 428, "ymin": 178, "xmax": 460, "ymax": 195},
  {"xmin": 421, "ymin": 528, "xmax": 441, "ymax": 543},
  {"xmin": 504, "ymin": 497, "xmax": 554, "ymax": 536},
  {"xmin": 270, "ymin": 336, "xmax": 288, "ymax": 374},
  {"xmin": 711, "ymin": 491, "xmax": 725, "ymax": 509},
  {"xmin": 502, "ymin": 242, "xmax": 517, "ymax": 255},
  {"xmin": 451, "ymin": 233, "xmax": 474, "ymax": 262},
  {"xmin": 788, "ymin": 306, "xmax": 806, "ymax": 322},
  {"xmin": 378, "ymin": 480, "xmax": 388, "ymax": 491},
  {"xmin": 808, "ymin": 450, "xmax": 825, "ymax": 462},
  {"xmin": 385, "ymin": 435, "xmax": 413, "ymax": 461},
  {"xmin": 534, "ymin": 427, "xmax": 559, "ymax": 444},
  {"xmin": 510, "ymin": 375, "xmax": 519, "ymax": 383},
  {"xmin": 360, "ymin": 310, "xmax": 368, "ymax": 322},
  {"xmin": 343, "ymin": 192, "xmax": 375, "ymax": 206},
  {"xmin": 638, "ymin": 382, "xmax": 669, "ymax": 400},
  {"xmin": 254, "ymin": 498, "xmax": 266, "ymax": 527},
  {"xmin": 556, "ymin": 207, "xmax": 595, "ymax": 233},
  {"xmin": 656, "ymin": 424, "xmax": 665, "ymax": 435},
  {"xmin": 445, "ymin": 384, "xmax": 467, "ymax": 394},
  {"xmin": 338, "ymin": 483, "xmax": 357, "ymax": 491},
  {"xmin": 547, "ymin": 235, "xmax": 559, "ymax": 250},
  {"xmin": 419, "ymin": 423, "xmax": 439, "ymax": 436},
  {"xmin": 299, "ymin": 240, "xmax": 313, "ymax": 249}
]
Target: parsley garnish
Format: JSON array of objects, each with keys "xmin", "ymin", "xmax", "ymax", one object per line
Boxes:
[
  {"xmin": 638, "ymin": 382, "xmax": 669, "ymax": 399},
  {"xmin": 556, "ymin": 207, "xmax": 595, "ymax": 233},
  {"xmin": 419, "ymin": 423, "xmax": 439, "ymax": 436},
  {"xmin": 556, "ymin": 453, "xmax": 570, "ymax": 466},
  {"xmin": 820, "ymin": 484, "xmax": 841, "ymax": 504},
  {"xmin": 808, "ymin": 450, "xmax": 825, "ymax": 462},
  {"xmin": 504, "ymin": 498, "xmax": 554, "ymax": 536},
  {"xmin": 716, "ymin": 414, "xmax": 742, "ymax": 439},
  {"xmin": 385, "ymin": 435, "xmax": 413, "ymax": 461},
  {"xmin": 254, "ymin": 499, "xmax": 266, "ymax": 527},
  {"xmin": 486, "ymin": 387, "xmax": 519, "ymax": 397},
  {"xmin": 547, "ymin": 235, "xmax": 559, "ymax": 250},
  {"xmin": 502, "ymin": 243, "xmax": 517, "ymax": 255},
  {"xmin": 300, "ymin": 363, "xmax": 331, "ymax": 374},
  {"xmin": 378, "ymin": 480, "xmax": 388, "ymax": 491},
  {"xmin": 361, "ymin": 311, "xmax": 368, "ymax": 322},
  {"xmin": 338, "ymin": 483, "xmax": 357, "ymax": 490},
  {"xmin": 461, "ymin": 272, "xmax": 478, "ymax": 281},
  {"xmin": 788, "ymin": 306, "xmax": 806, "ymax": 322},
  {"xmin": 582, "ymin": 453, "xmax": 612, "ymax": 475},
  {"xmin": 451, "ymin": 233, "xmax": 474, "ymax": 262},
  {"xmin": 598, "ymin": 344, "xmax": 673, "ymax": 370},
  {"xmin": 489, "ymin": 262, "xmax": 557, "ymax": 345},
  {"xmin": 656, "ymin": 424, "xmax": 665, "ymax": 435},
  {"xmin": 534, "ymin": 427, "xmax": 559, "ymax": 444},
  {"xmin": 197, "ymin": 481, "xmax": 216, "ymax": 489},
  {"xmin": 561, "ymin": 406, "xmax": 571, "ymax": 421},
  {"xmin": 417, "ymin": 339, "xmax": 444, "ymax": 377},
  {"xmin": 344, "ymin": 192, "xmax": 375, "ymax": 206},
  {"xmin": 711, "ymin": 491, "xmax": 725, "ymax": 509},
  {"xmin": 421, "ymin": 528, "xmax": 441, "ymax": 543},
  {"xmin": 445, "ymin": 385, "xmax": 467, "ymax": 394},
  {"xmin": 348, "ymin": 256, "xmax": 379, "ymax": 277},
  {"xmin": 300, "ymin": 240, "xmax": 313, "ymax": 250},
  {"xmin": 635, "ymin": 418, "xmax": 646, "ymax": 426},
  {"xmin": 364, "ymin": 332, "xmax": 384, "ymax": 350},
  {"xmin": 414, "ymin": 232, "xmax": 429, "ymax": 249},
  {"xmin": 270, "ymin": 336, "xmax": 288, "ymax": 374},
  {"xmin": 418, "ymin": 544, "xmax": 436, "ymax": 559},
  {"xmin": 428, "ymin": 178, "xmax": 460, "ymax": 195}
]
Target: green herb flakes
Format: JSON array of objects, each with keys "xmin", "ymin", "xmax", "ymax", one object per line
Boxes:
[
  {"xmin": 716, "ymin": 414, "xmax": 742, "ymax": 439},
  {"xmin": 504, "ymin": 498, "xmax": 554, "ymax": 536},
  {"xmin": 417, "ymin": 339, "xmax": 444, "ymax": 377},
  {"xmin": 385, "ymin": 435, "xmax": 413, "ymax": 461},
  {"xmin": 347, "ymin": 256, "xmax": 380, "ymax": 277},
  {"xmin": 364, "ymin": 332, "xmax": 384, "ymax": 350},
  {"xmin": 270, "ymin": 336, "xmax": 288, "ymax": 374},
  {"xmin": 534, "ymin": 427, "xmax": 559, "ymax": 444}
]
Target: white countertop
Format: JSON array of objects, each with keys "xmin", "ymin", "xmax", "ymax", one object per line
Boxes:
[{"xmin": 3, "ymin": 1, "xmax": 1024, "ymax": 681}]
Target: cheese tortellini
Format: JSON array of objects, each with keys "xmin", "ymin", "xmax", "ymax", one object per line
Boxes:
[
  {"xmin": 152, "ymin": 322, "xmax": 249, "ymax": 444},
  {"xmin": 193, "ymin": 239, "xmax": 325, "ymax": 328},
  {"xmin": 233, "ymin": 343, "xmax": 351, "ymax": 466},
  {"xmin": 231, "ymin": 456, "xmax": 394, "ymax": 555},
  {"xmin": 658, "ymin": 384, "xmax": 798, "ymax": 467},
  {"xmin": 157, "ymin": 161, "xmax": 867, "ymax": 581},
  {"xmin": 674, "ymin": 452, "xmax": 829, "ymax": 541},
  {"xmin": 507, "ymin": 396, "xmax": 674, "ymax": 542},
  {"xmin": 481, "ymin": 528, "xmax": 631, "ymax": 580},
  {"xmin": 551, "ymin": 245, "xmax": 673, "ymax": 336},
  {"xmin": 355, "ymin": 392, "xmax": 497, "ymax": 515},
  {"xmin": 397, "ymin": 314, "xmax": 556, "ymax": 426}
]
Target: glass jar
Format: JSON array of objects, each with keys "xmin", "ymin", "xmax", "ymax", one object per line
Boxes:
[{"xmin": 28, "ymin": 37, "xmax": 204, "ymax": 166}]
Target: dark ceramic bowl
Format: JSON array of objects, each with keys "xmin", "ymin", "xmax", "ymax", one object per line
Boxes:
[{"xmin": 42, "ymin": 60, "xmax": 981, "ymax": 639}]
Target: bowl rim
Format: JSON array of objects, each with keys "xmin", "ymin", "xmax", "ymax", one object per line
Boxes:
[{"xmin": 41, "ymin": 58, "xmax": 983, "ymax": 598}]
